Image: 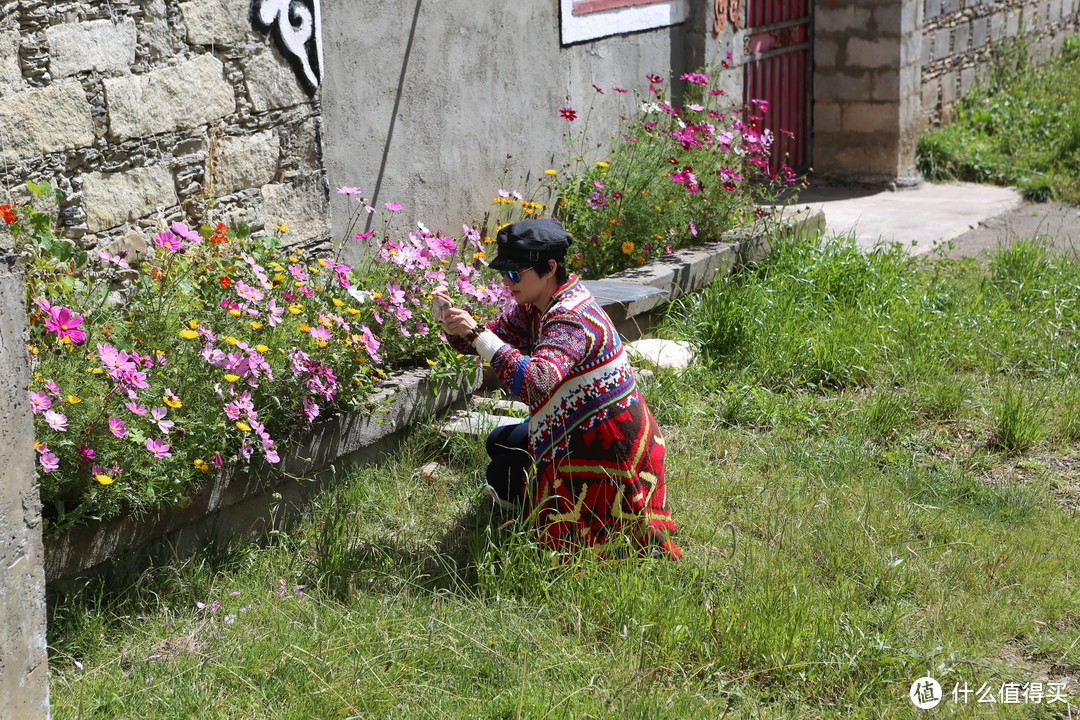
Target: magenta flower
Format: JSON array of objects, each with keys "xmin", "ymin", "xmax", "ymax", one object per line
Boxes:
[
  {"xmin": 360, "ymin": 325, "xmax": 381, "ymax": 362},
  {"xmin": 39, "ymin": 452, "xmax": 59, "ymax": 473},
  {"xmin": 44, "ymin": 306, "xmax": 86, "ymax": 344},
  {"xmin": 680, "ymin": 71, "xmax": 709, "ymax": 86},
  {"xmin": 145, "ymin": 438, "xmax": 172, "ymax": 458},
  {"xmin": 126, "ymin": 402, "xmax": 148, "ymax": 416},
  {"xmin": 44, "ymin": 409, "xmax": 68, "ymax": 431},
  {"xmin": 29, "ymin": 391, "xmax": 52, "ymax": 414},
  {"xmin": 78, "ymin": 445, "xmax": 95, "ymax": 461},
  {"xmin": 108, "ymin": 417, "xmax": 127, "ymax": 438},
  {"xmin": 153, "ymin": 230, "xmax": 187, "ymax": 253},
  {"xmin": 170, "ymin": 221, "xmax": 202, "ymax": 245},
  {"xmin": 45, "ymin": 380, "xmax": 61, "ymax": 396},
  {"xmin": 300, "ymin": 396, "xmax": 320, "ymax": 423},
  {"xmin": 559, "ymin": 107, "xmax": 577, "ymax": 122},
  {"xmin": 384, "ymin": 202, "xmax": 403, "ymax": 212},
  {"xmin": 211, "ymin": 454, "xmax": 223, "ymax": 467},
  {"xmin": 689, "ymin": 218, "xmax": 698, "ymax": 237},
  {"xmin": 309, "ymin": 326, "xmax": 333, "ymax": 343},
  {"xmin": 234, "ymin": 281, "xmax": 265, "ymax": 304}
]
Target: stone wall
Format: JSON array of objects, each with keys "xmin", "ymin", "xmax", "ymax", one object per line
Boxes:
[
  {"xmin": 921, "ymin": 0, "xmax": 1080, "ymax": 126},
  {"xmin": 0, "ymin": 0, "xmax": 329, "ymax": 253},
  {"xmin": 0, "ymin": 255, "xmax": 49, "ymax": 719}
]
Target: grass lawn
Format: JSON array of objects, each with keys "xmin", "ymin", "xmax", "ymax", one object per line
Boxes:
[{"xmin": 48, "ymin": 232, "xmax": 1079, "ymax": 718}]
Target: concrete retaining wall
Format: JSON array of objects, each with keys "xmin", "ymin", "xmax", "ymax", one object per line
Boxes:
[
  {"xmin": 0, "ymin": 256, "xmax": 49, "ymax": 719},
  {"xmin": 921, "ymin": 0, "xmax": 1080, "ymax": 126}
]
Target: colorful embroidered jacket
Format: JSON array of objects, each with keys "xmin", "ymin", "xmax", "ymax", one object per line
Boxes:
[{"xmin": 451, "ymin": 276, "xmax": 681, "ymax": 559}]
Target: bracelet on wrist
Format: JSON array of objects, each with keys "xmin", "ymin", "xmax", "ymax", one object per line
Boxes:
[{"xmin": 464, "ymin": 326, "xmax": 481, "ymax": 343}]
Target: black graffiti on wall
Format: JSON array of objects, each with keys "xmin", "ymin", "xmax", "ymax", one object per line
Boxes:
[{"xmin": 251, "ymin": 0, "xmax": 323, "ymax": 95}]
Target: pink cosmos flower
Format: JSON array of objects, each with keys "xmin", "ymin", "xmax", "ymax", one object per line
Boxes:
[
  {"xmin": 170, "ymin": 221, "xmax": 202, "ymax": 246},
  {"xmin": 211, "ymin": 454, "xmax": 223, "ymax": 467},
  {"xmin": 44, "ymin": 409, "xmax": 68, "ymax": 431},
  {"xmin": 145, "ymin": 438, "xmax": 172, "ymax": 458},
  {"xmin": 360, "ymin": 325, "xmax": 381, "ymax": 363},
  {"xmin": 126, "ymin": 402, "xmax": 148, "ymax": 416},
  {"xmin": 78, "ymin": 445, "xmax": 95, "ymax": 461},
  {"xmin": 153, "ymin": 230, "xmax": 187, "ymax": 253},
  {"xmin": 680, "ymin": 71, "xmax": 709, "ymax": 86},
  {"xmin": 234, "ymin": 281, "xmax": 264, "ymax": 304},
  {"xmin": 300, "ymin": 396, "xmax": 320, "ymax": 423},
  {"xmin": 44, "ymin": 306, "xmax": 86, "ymax": 344},
  {"xmin": 559, "ymin": 107, "xmax": 577, "ymax": 121},
  {"xmin": 45, "ymin": 380, "xmax": 61, "ymax": 396},
  {"xmin": 150, "ymin": 407, "xmax": 174, "ymax": 434},
  {"xmin": 29, "ymin": 391, "xmax": 52, "ymax": 414},
  {"xmin": 39, "ymin": 452, "xmax": 59, "ymax": 473},
  {"xmin": 689, "ymin": 218, "xmax": 698, "ymax": 237},
  {"xmin": 309, "ymin": 326, "xmax": 333, "ymax": 343},
  {"xmin": 108, "ymin": 417, "xmax": 127, "ymax": 438},
  {"xmin": 384, "ymin": 202, "xmax": 403, "ymax": 212},
  {"xmin": 337, "ymin": 186, "xmax": 361, "ymax": 195}
]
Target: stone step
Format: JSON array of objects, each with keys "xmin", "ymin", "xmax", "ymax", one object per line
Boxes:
[
  {"xmin": 470, "ymin": 396, "xmax": 528, "ymax": 415},
  {"xmin": 440, "ymin": 410, "xmax": 523, "ymax": 436}
]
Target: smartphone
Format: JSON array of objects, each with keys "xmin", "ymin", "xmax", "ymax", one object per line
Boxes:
[{"xmin": 432, "ymin": 294, "xmax": 452, "ymax": 323}]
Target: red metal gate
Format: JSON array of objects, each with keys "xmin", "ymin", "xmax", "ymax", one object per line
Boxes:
[{"xmin": 742, "ymin": 0, "xmax": 811, "ymax": 172}]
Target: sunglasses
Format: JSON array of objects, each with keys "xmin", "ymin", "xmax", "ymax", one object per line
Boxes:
[{"xmin": 499, "ymin": 266, "xmax": 533, "ymax": 284}]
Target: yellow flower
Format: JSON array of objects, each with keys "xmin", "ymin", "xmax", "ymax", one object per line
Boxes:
[
  {"xmin": 66, "ymin": 395, "xmax": 81, "ymax": 404},
  {"xmin": 544, "ymin": 169, "xmax": 558, "ymax": 175},
  {"xmin": 163, "ymin": 392, "xmax": 182, "ymax": 409},
  {"xmin": 345, "ymin": 307, "xmax": 360, "ymax": 316},
  {"xmin": 288, "ymin": 304, "xmax": 303, "ymax": 315},
  {"xmin": 597, "ymin": 161, "xmax": 610, "ymax": 168},
  {"xmin": 299, "ymin": 322, "xmax": 310, "ymax": 332},
  {"xmin": 371, "ymin": 292, "xmax": 382, "ymax": 299},
  {"xmin": 95, "ymin": 474, "xmax": 114, "ymax": 486},
  {"xmin": 34, "ymin": 440, "xmax": 44, "ymax": 451},
  {"xmin": 426, "ymin": 359, "xmax": 437, "ymax": 366},
  {"xmin": 225, "ymin": 336, "xmax": 238, "ymax": 345},
  {"xmin": 473, "ymin": 251, "xmax": 486, "ymax": 260},
  {"xmin": 276, "ymin": 222, "xmax": 289, "ymax": 233},
  {"xmin": 187, "ymin": 319, "xmax": 199, "ymax": 329},
  {"xmin": 318, "ymin": 258, "xmax": 329, "ymax": 267},
  {"xmin": 224, "ymin": 373, "xmax": 240, "ymax": 383},
  {"xmin": 27, "ymin": 345, "xmax": 38, "ymax": 355},
  {"xmin": 88, "ymin": 367, "xmax": 104, "ymax": 374},
  {"xmin": 229, "ymin": 308, "xmax": 242, "ymax": 317},
  {"xmin": 315, "ymin": 340, "xmax": 328, "ymax": 348},
  {"xmin": 273, "ymin": 273, "xmax": 285, "ymax": 282},
  {"xmin": 194, "ymin": 459, "xmax": 209, "ymax": 472},
  {"xmin": 236, "ymin": 421, "xmax": 251, "ymax": 432},
  {"xmin": 289, "ymin": 255, "xmax": 299, "ymax": 262},
  {"xmin": 332, "ymin": 298, "xmax": 344, "ymax": 307},
  {"xmin": 250, "ymin": 321, "xmax": 263, "ymax": 330},
  {"xmin": 179, "ymin": 329, "xmax": 199, "ymax": 340},
  {"xmin": 636, "ymin": 255, "xmax": 646, "ymax": 265},
  {"xmin": 621, "ymin": 241, "xmax": 635, "ymax": 255},
  {"xmin": 255, "ymin": 344, "xmax": 269, "ymax": 352}
]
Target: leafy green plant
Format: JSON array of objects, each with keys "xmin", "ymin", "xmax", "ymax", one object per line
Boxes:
[
  {"xmin": 5, "ymin": 185, "xmax": 503, "ymax": 532},
  {"xmin": 991, "ymin": 383, "xmax": 1046, "ymax": 454},
  {"xmin": 491, "ymin": 69, "xmax": 802, "ymax": 278}
]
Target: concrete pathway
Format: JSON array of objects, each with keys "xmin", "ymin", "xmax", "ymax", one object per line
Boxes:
[{"xmin": 792, "ymin": 181, "xmax": 1025, "ymax": 256}]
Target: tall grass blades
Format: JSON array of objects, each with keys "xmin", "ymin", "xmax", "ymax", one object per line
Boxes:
[{"xmin": 991, "ymin": 383, "xmax": 1046, "ymax": 454}]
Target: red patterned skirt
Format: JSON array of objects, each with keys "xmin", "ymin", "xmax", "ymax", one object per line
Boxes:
[{"xmin": 529, "ymin": 403, "xmax": 681, "ymax": 560}]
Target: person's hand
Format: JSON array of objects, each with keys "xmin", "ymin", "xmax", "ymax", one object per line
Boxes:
[
  {"xmin": 432, "ymin": 286, "xmax": 451, "ymax": 305},
  {"xmin": 442, "ymin": 307, "xmax": 478, "ymax": 337}
]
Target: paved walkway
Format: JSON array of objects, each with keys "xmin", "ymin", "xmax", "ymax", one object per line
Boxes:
[{"xmin": 792, "ymin": 181, "xmax": 1080, "ymax": 259}]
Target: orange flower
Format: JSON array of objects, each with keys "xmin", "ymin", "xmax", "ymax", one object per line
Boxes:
[
  {"xmin": 219, "ymin": 275, "xmax": 232, "ymax": 289},
  {"xmin": 210, "ymin": 221, "xmax": 228, "ymax": 245},
  {"xmin": 150, "ymin": 266, "xmax": 163, "ymax": 281},
  {"xmin": 0, "ymin": 203, "xmax": 15, "ymax": 224}
]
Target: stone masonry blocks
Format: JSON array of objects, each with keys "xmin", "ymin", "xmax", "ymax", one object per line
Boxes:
[
  {"xmin": 843, "ymin": 102, "xmax": 899, "ymax": 134},
  {"xmin": 46, "ymin": 17, "xmax": 138, "ymax": 78},
  {"xmin": 0, "ymin": 83, "xmax": 95, "ymax": 164},
  {"xmin": 814, "ymin": 5, "xmax": 873, "ymax": 33},
  {"xmin": 104, "ymin": 54, "xmax": 235, "ymax": 141},
  {"xmin": 244, "ymin": 49, "xmax": 310, "ymax": 113},
  {"xmin": 212, "ymin": 130, "xmax": 281, "ymax": 196},
  {"xmin": 0, "ymin": 256, "xmax": 49, "ymax": 720},
  {"xmin": 181, "ymin": 0, "xmax": 261, "ymax": 47},
  {"xmin": 814, "ymin": 72, "xmax": 874, "ymax": 103},
  {"xmin": 81, "ymin": 164, "xmax": 179, "ymax": 232},
  {"xmin": 0, "ymin": 30, "xmax": 21, "ymax": 87}
]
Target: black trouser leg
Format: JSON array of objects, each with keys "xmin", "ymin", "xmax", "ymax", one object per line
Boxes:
[{"xmin": 485, "ymin": 421, "xmax": 531, "ymax": 502}]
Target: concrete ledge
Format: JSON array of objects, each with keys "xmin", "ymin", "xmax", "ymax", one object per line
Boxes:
[{"xmin": 46, "ymin": 368, "xmax": 481, "ymax": 586}]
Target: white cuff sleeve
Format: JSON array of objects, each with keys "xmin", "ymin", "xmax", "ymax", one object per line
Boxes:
[{"xmin": 472, "ymin": 329, "xmax": 505, "ymax": 361}]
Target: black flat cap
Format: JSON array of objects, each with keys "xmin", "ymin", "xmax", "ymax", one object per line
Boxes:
[{"xmin": 489, "ymin": 219, "xmax": 572, "ymax": 271}]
